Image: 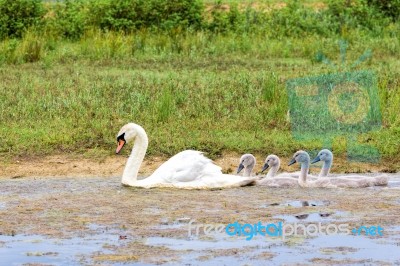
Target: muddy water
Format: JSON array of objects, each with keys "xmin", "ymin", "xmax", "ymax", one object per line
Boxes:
[
  {"xmin": 0, "ymin": 232, "xmax": 118, "ymax": 266},
  {"xmin": 145, "ymin": 228, "xmax": 400, "ymax": 265},
  {"xmin": 0, "ymin": 174, "xmax": 400, "ymax": 265}
]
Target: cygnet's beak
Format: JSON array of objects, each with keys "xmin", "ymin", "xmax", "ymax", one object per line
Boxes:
[
  {"xmin": 311, "ymin": 155, "xmax": 321, "ymax": 164},
  {"xmin": 237, "ymin": 163, "xmax": 245, "ymax": 174},
  {"xmin": 261, "ymin": 163, "xmax": 269, "ymax": 173},
  {"xmin": 288, "ymin": 158, "xmax": 296, "ymax": 166}
]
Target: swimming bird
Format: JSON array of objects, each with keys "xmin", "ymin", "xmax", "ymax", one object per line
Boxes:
[
  {"xmin": 260, "ymin": 154, "xmax": 317, "ymax": 180},
  {"xmin": 289, "ymin": 150, "xmax": 376, "ymax": 188},
  {"xmin": 236, "ymin": 154, "xmax": 298, "ymax": 187},
  {"xmin": 311, "ymin": 149, "xmax": 388, "ymax": 186},
  {"xmin": 257, "ymin": 154, "xmax": 300, "ymax": 187},
  {"xmin": 115, "ymin": 123, "xmax": 256, "ymax": 189},
  {"xmin": 237, "ymin": 154, "xmax": 257, "ymax": 177}
]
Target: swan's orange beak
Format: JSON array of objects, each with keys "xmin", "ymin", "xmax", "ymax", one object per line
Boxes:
[{"xmin": 116, "ymin": 139, "xmax": 126, "ymax": 154}]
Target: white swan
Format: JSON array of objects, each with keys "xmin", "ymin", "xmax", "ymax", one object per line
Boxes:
[
  {"xmin": 289, "ymin": 150, "xmax": 379, "ymax": 188},
  {"xmin": 311, "ymin": 149, "xmax": 388, "ymax": 186},
  {"xmin": 115, "ymin": 123, "xmax": 256, "ymax": 189}
]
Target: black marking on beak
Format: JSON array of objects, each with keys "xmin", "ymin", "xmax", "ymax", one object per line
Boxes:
[
  {"xmin": 117, "ymin": 133, "xmax": 126, "ymax": 142},
  {"xmin": 288, "ymin": 158, "xmax": 296, "ymax": 166},
  {"xmin": 116, "ymin": 133, "xmax": 126, "ymax": 154},
  {"xmin": 261, "ymin": 163, "xmax": 269, "ymax": 173}
]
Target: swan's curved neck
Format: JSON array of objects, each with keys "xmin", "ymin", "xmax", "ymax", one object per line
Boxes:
[
  {"xmin": 319, "ymin": 159, "xmax": 332, "ymax": 177},
  {"xmin": 121, "ymin": 128, "xmax": 149, "ymax": 185},
  {"xmin": 266, "ymin": 162, "xmax": 280, "ymax": 178},
  {"xmin": 244, "ymin": 166, "xmax": 253, "ymax": 177},
  {"xmin": 299, "ymin": 161, "xmax": 309, "ymax": 184}
]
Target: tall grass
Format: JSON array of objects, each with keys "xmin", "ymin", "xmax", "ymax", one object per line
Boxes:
[
  {"xmin": 1, "ymin": 28, "xmax": 399, "ymax": 64},
  {"xmin": 0, "ymin": 1, "xmax": 399, "ymax": 165},
  {"xmin": 0, "ymin": 30, "xmax": 399, "ymax": 161}
]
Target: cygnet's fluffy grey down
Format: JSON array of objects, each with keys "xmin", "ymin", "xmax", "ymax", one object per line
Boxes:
[
  {"xmin": 290, "ymin": 150, "xmax": 387, "ymax": 188},
  {"xmin": 311, "ymin": 149, "xmax": 388, "ymax": 186}
]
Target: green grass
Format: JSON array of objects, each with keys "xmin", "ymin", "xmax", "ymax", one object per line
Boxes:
[
  {"xmin": 0, "ymin": 29, "xmax": 399, "ymax": 165},
  {"xmin": 201, "ymin": 0, "xmax": 321, "ymax": 3},
  {"xmin": 202, "ymin": 0, "xmax": 322, "ymax": 4}
]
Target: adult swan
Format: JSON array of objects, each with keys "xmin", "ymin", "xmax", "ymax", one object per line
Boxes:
[{"xmin": 115, "ymin": 123, "xmax": 256, "ymax": 189}]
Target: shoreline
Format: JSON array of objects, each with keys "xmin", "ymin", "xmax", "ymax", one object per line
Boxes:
[{"xmin": 0, "ymin": 153, "xmax": 398, "ymax": 179}]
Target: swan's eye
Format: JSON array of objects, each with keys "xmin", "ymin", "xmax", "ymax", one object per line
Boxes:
[{"xmin": 117, "ymin": 133, "xmax": 126, "ymax": 142}]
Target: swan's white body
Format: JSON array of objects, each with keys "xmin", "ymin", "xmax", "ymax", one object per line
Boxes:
[
  {"xmin": 312, "ymin": 149, "xmax": 388, "ymax": 187},
  {"xmin": 117, "ymin": 123, "xmax": 256, "ymax": 189}
]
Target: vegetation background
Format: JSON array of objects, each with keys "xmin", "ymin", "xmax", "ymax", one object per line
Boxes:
[{"xmin": 0, "ymin": 0, "xmax": 399, "ymax": 169}]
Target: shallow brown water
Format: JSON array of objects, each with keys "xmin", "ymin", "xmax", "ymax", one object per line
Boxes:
[{"xmin": 1, "ymin": 175, "xmax": 400, "ymax": 265}]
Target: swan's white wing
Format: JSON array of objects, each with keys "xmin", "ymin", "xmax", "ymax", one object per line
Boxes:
[
  {"xmin": 149, "ymin": 150, "xmax": 222, "ymax": 183},
  {"xmin": 137, "ymin": 150, "xmax": 256, "ymax": 188}
]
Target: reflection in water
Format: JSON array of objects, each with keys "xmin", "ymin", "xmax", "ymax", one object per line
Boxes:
[
  {"xmin": 274, "ymin": 211, "xmax": 350, "ymax": 223},
  {"xmin": 264, "ymin": 200, "xmax": 331, "ymax": 208},
  {"xmin": 295, "ymin": 214, "xmax": 309, "ymax": 220},
  {"xmin": 294, "ymin": 212, "xmax": 332, "ymax": 220},
  {"xmin": 285, "ymin": 200, "xmax": 330, "ymax": 207},
  {"xmin": 319, "ymin": 213, "xmax": 331, "ymax": 218}
]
